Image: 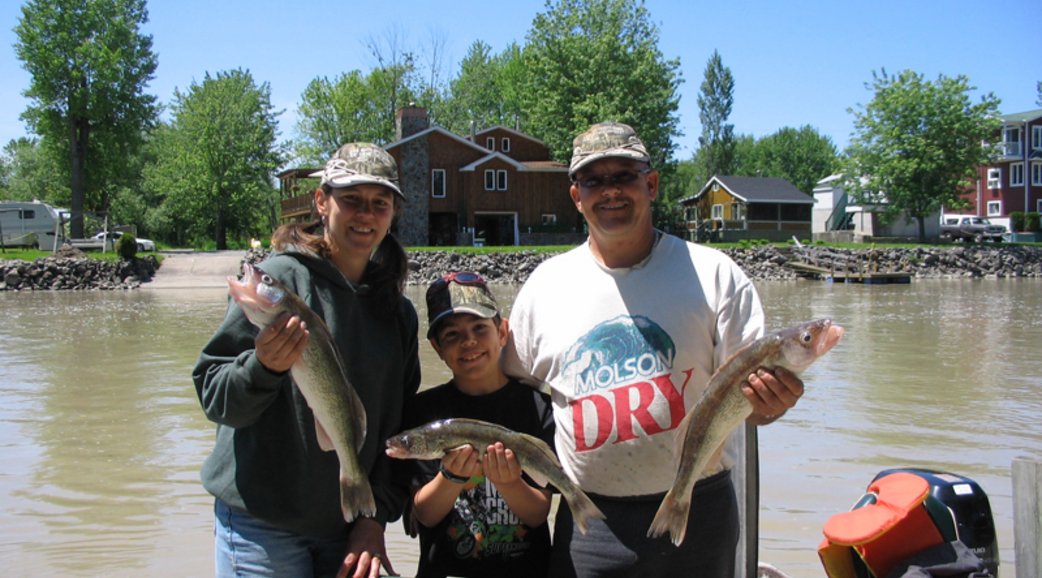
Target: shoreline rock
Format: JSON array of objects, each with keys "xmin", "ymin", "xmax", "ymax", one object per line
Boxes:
[
  {"xmin": 4, "ymin": 243, "xmax": 1041, "ymax": 291},
  {"xmin": 0, "ymin": 254, "xmax": 158, "ymax": 291}
]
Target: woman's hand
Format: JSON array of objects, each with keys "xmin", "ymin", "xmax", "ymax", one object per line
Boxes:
[
  {"xmin": 254, "ymin": 313, "xmax": 309, "ymax": 374},
  {"xmin": 337, "ymin": 517, "xmax": 392, "ymax": 578}
]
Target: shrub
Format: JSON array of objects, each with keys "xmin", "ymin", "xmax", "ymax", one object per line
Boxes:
[
  {"xmin": 116, "ymin": 234, "xmax": 139, "ymax": 260},
  {"xmin": 1010, "ymin": 211, "xmax": 1025, "ymax": 232},
  {"xmin": 1026, "ymin": 212, "xmax": 1040, "ymax": 232}
]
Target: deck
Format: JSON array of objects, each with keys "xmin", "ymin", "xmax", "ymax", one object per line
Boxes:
[{"xmin": 785, "ymin": 246, "xmax": 912, "ymax": 284}]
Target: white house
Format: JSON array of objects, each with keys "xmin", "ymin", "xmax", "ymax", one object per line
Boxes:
[{"xmin": 812, "ymin": 174, "xmax": 939, "ymax": 241}]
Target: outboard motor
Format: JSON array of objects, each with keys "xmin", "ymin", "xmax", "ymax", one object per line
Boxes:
[
  {"xmin": 872, "ymin": 468, "xmax": 998, "ymax": 576},
  {"xmin": 818, "ymin": 468, "xmax": 998, "ymax": 578}
]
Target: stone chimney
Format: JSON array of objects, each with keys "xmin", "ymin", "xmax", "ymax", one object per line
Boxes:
[{"xmin": 395, "ymin": 105, "xmax": 429, "ymax": 140}]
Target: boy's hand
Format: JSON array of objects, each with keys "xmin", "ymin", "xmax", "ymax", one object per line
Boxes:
[
  {"xmin": 482, "ymin": 442, "xmax": 523, "ymax": 486},
  {"xmin": 441, "ymin": 445, "xmax": 481, "ymax": 480}
]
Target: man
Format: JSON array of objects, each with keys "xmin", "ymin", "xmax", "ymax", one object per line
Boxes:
[{"xmin": 503, "ymin": 121, "xmax": 804, "ymax": 577}]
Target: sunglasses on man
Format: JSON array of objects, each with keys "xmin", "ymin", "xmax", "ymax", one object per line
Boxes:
[{"xmin": 574, "ymin": 167, "xmax": 652, "ymax": 190}]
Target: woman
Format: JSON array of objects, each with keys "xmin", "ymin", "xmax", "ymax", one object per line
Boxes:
[{"xmin": 193, "ymin": 142, "xmax": 420, "ymax": 578}]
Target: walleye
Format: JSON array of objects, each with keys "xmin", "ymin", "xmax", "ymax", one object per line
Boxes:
[
  {"xmin": 227, "ymin": 263, "xmax": 374, "ymax": 522},
  {"xmin": 385, "ymin": 418, "xmax": 606, "ymax": 534},
  {"xmin": 647, "ymin": 318, "xmax": 844, "ymax": 546}
]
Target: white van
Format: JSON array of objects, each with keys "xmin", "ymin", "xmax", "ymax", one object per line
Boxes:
[{"xmin": 0, "ymin": 200, "xmax": 65, "ymax": 251}]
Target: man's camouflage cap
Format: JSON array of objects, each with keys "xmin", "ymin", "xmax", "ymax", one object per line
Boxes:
[
  {"xmin": 311, "ymin": 142, "xmax": 404, "ymax": 199},
  {"xmin": 569, "ymin": 121, "xmax": 651, "ymax": 178}
]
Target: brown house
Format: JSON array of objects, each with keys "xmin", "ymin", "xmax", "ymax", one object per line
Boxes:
[
  {"xmin": 276, "ymin": 107, "xmax": 579, "ymax": 247},
  {"xmin": 679, "ymin": 175, "xmax": 813, "ymax": 242},
  {"xmin": 386, "ymin": 106, "xmax": 579, "ymax": 246}
]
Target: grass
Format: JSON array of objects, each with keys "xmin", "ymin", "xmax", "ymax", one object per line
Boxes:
[{"xmin": 0, "ymin": 247, "xmax": 160, "ymax": 263}]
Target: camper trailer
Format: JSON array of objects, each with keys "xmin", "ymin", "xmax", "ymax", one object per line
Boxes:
[{"xmin": 0, "ymin": 201, "xmax": 64, "ymax": 251}]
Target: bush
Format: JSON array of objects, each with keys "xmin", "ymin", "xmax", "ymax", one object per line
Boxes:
[
  {"xmin": 116, "ymin": 234, "xmax": 139, "ymax": 260},
  {"xmin": 1011, "ymin": 211, "xmax": 1025, "ymax": 232},
  {"xmin": 1026, "ymin": 212, "xmax": 1041, "ymax": 232}
]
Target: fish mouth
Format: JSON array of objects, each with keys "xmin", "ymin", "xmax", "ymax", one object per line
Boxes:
[{"xmin": 817, "ymin": 321, "xmax": 845, "ymax": 355}]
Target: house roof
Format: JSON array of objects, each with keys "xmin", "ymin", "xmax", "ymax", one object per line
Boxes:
[
  {"xmin": 385, "ymin": 125, "xmax": 492, "ymax": 155},
  {"xmin": 469, "ymin": 125, "xmax": 549, "ymax": 148},
  {"xmin": 1002, "ymin": 108, "xmax": 1042, "ymax": 124},
  {"xmin": 683, "ymin": 175, "xmax": 813, "ymax": 205}
]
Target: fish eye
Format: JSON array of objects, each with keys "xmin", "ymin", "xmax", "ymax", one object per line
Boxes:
[
  {"xmin": 261, "ymin": 274, "xmax": 274, "ymax": 285},
  {"xmin": 801, "ymin": 331, "xmax": 812, "ymax": 343}
]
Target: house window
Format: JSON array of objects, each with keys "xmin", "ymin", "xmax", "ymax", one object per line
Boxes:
[
  {"xmin": 1032, "ymin": 162, "xmax": 1042, "ymax": 186},
  {"xmin": 711, "ymin": 204, "xmax": 724, "ymax": 219},
  {"xmin": 1003, "ymin": 126, "xmax": 1022, "ymax": 156},
  {"xmin": 986, "ymin": 168, "xmax": 1001, "ymax": 189},
  {"xmin": 484, "ymin": 170, "xmax": 496, "ymax": 191},
  {"xmin": 541, "ymin": 213, "xmax": 557, "ymax": 226},
  {"xmin": 431, "ymin": 169, "xmax": 446, "ymax": 198},
  {"xmin": 501, "ymin": 138, "xmax": 511, "ymax": 152},
  {"xmin": 1033, "ymin": 126, "xmax": 1042, "ymax": 150},
  {"xmin": 780, "ymin": 204, "xmax": 810, "ymax": 221},
  {"xmin": 1011, "ymin": 163, "xmax": 1024, "ymax": 187},
  {"xmin": 496, "ymin": 170, "xmax": 508, "ymax": 191},
  {"xmin": 486, "ymin": 137, "xmax": 495, "ymax": 151},
  {"xmin": 987, "ymin": 201, "xmax": 1002, "ymax": 216}
]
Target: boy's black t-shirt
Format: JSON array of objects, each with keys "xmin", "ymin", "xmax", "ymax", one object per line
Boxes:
[{"xmin": 403, "ymin": 378, "xmax": 555, "ymax": 578}]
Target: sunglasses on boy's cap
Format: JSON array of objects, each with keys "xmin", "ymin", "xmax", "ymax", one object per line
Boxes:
[{"xmin": 425, "ymin": 272, "xmax": 500, "ymax": 338}]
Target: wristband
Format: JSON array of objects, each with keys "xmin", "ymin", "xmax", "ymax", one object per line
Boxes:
[{"xmin": 439, "ymin": 463, "xmax": 470, "ymax": 484}]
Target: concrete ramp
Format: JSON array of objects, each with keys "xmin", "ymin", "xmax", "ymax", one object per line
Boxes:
[{"xmin": 143, "ymin": 250, "xmax": 246, "ymax": 289}]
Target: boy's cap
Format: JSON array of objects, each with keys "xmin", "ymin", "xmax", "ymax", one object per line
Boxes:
[
  {"xmin": 310, "ymin": 142, "xmax": 405, "ymax": 199},
  {"xmin": 426, "ymin": 273, "xmax": 499, "ymax": 338},
  {"xmin": 569, "ymin": 121, "xmax": 651, "ymax": 178}
]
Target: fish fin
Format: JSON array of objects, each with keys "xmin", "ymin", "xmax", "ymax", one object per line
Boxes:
[
  {"xmin": 647, "ymin": 489, "xmax": 690, "ymax": 546},
  {"xmin": 315, "ymin": 418, "xmax": 335, "ymax": 452},
  {"xmin": 565, "ymin": 487, "xmax": 606, "ymax": 535},
  {"xmin": 515, "ymin": 432, "xmax": 562, "ymax": 485},
  {"xmin": 340, "ymin": 471, "xmax": 377, "ymax": 523}
]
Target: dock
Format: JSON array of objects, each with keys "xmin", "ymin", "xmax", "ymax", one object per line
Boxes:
[{"xmin": 785, "ymin": 246, "xmax": 912, "ymax": 284}]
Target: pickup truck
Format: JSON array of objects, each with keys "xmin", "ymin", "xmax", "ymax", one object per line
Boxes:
[{"xmin": 939, "ymin": 215, "xmax": 1006, "ymax": 243}]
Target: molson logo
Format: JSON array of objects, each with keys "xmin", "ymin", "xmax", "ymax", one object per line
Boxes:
[{"xmin": 562, "ymin": 316, "xmax": 692, "ymax": 451}]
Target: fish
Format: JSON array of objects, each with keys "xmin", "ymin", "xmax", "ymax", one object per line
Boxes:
[
  {"xmin": 227, "ymin": 263, "xmax": 374, "ymax": 522},
  {"xmin": 647, "ymin": 318, "xmax": 844, "ymax": 546},
  {"xmin": 385, "ymin": 417, "xmax": 606, "ymax": 534}
]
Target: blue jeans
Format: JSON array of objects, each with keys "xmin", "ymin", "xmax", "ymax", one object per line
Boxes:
[{"xmin": 214, "ymin": 499, "xmax": 349, "ymax": 578}]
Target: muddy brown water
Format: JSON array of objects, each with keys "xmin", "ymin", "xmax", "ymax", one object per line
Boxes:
[{"xmin": 1, "ymin": 279, "xmax": 1039, "ymax": 576}]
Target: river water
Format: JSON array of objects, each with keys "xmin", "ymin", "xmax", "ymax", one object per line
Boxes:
[{"xmin": 1, "ymin": 279, "xmax": 1039, "ymax": 577}]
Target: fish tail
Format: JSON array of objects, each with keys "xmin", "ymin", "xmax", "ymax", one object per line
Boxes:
[
  {"xmin": 565, "ymin": 488, "xmax": 606, "ymax": 535},
  {"xmin": 647, "ymin": 489, "xmax": 690, "ymax": 546},
  {"xmin": 340, "ymin": 473, "xmax": 377, "ymax": 523}
]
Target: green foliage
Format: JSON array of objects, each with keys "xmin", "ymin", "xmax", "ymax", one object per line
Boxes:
[
  {"xmin": 115, "ymin": 233, "xmax": 138, "ymax": 259},
  {"xmin": 842, "ymin": 69, "xmax": 1001, "ymax": 241},
  {"xmin": 696, "ymin": 50, "xmax": 736, "ymax": 183},
  {"xmin": 0, "ymin": 137, "xmax": 62, "ymax": 202},
  {"xmin": 1026, "ymin": 212, "xmax": 1041, "ymax": 232},
  {"xmin": 1010, "ymin": 211, "xmax": 1025, "ymax": 232},
  {"xmin": 436, "ymin": 41, "xmax": 525, "ymax": 133},
  {"xmin": 732, "ymin": 126, "xmax": 840, "ymax": 194},
  {"xmin": 520, "ymin": 0, "xmax": 682, "ymax": 167},
  {"xmin": 144, "ymin": 69, "xmax": 283, "ymax": 250},
  {"xmin": 14, "ymin": 0, "xmax": 158, "ymax": 238}
]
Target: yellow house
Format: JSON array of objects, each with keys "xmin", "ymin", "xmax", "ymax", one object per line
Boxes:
[{"xmin": 680, "ymin": 175, "xmax": 814, "ymax": 242}]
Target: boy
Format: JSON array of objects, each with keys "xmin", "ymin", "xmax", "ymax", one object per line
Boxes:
[{"xmin": 403, "ymin": 272, "xmax": 554, "ymax": 578}]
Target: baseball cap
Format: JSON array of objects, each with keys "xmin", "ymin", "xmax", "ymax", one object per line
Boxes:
[
  {"xmin": 569, "ymin": 121, "xmax": 651, "ymax": 179},
  {"xmin": 310, "ymin": 142, "xmax": 405, "ymax": 199},
  {"xmin": 425, "ymin": 272, "xmax": 500, "ymax": 338}
]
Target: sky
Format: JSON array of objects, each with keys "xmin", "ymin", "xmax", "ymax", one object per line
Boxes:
[{"xmin": 1, "ymin": 0, "xmax": 1040, "ymax": 163}]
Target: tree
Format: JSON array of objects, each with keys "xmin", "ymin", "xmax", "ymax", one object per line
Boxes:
[
  {"xmin": 438, "ymin": 41, "xmax": 525, "ymax": 133},
  {"xmin": 696, "ymin": 50, "xmax": 736, "ymax": 184},
  {"xmin": 521, "ymin": 0, "xmax": 682, "ymax": 169},
  {"xmin": 733, "ymin": 126, "xmax": 839, "ymax": 194},
  {"xmin": 0, "ymin": 138, "xmax": 63, "ymax": 202},
  {"xmin": 14, "ymin": 0, "xmax": 157, "ymax": 238},
  {"xmin": 1037, "ymin": 80, "xmax": 1041, "ymax": 106},
  {"xmin": 843, "ymin": 69, "xmax": 1001, "ymax": 241},
  {"xmin": 145, "ymin": 69, "xmax": 283, "ymax": 249}
]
